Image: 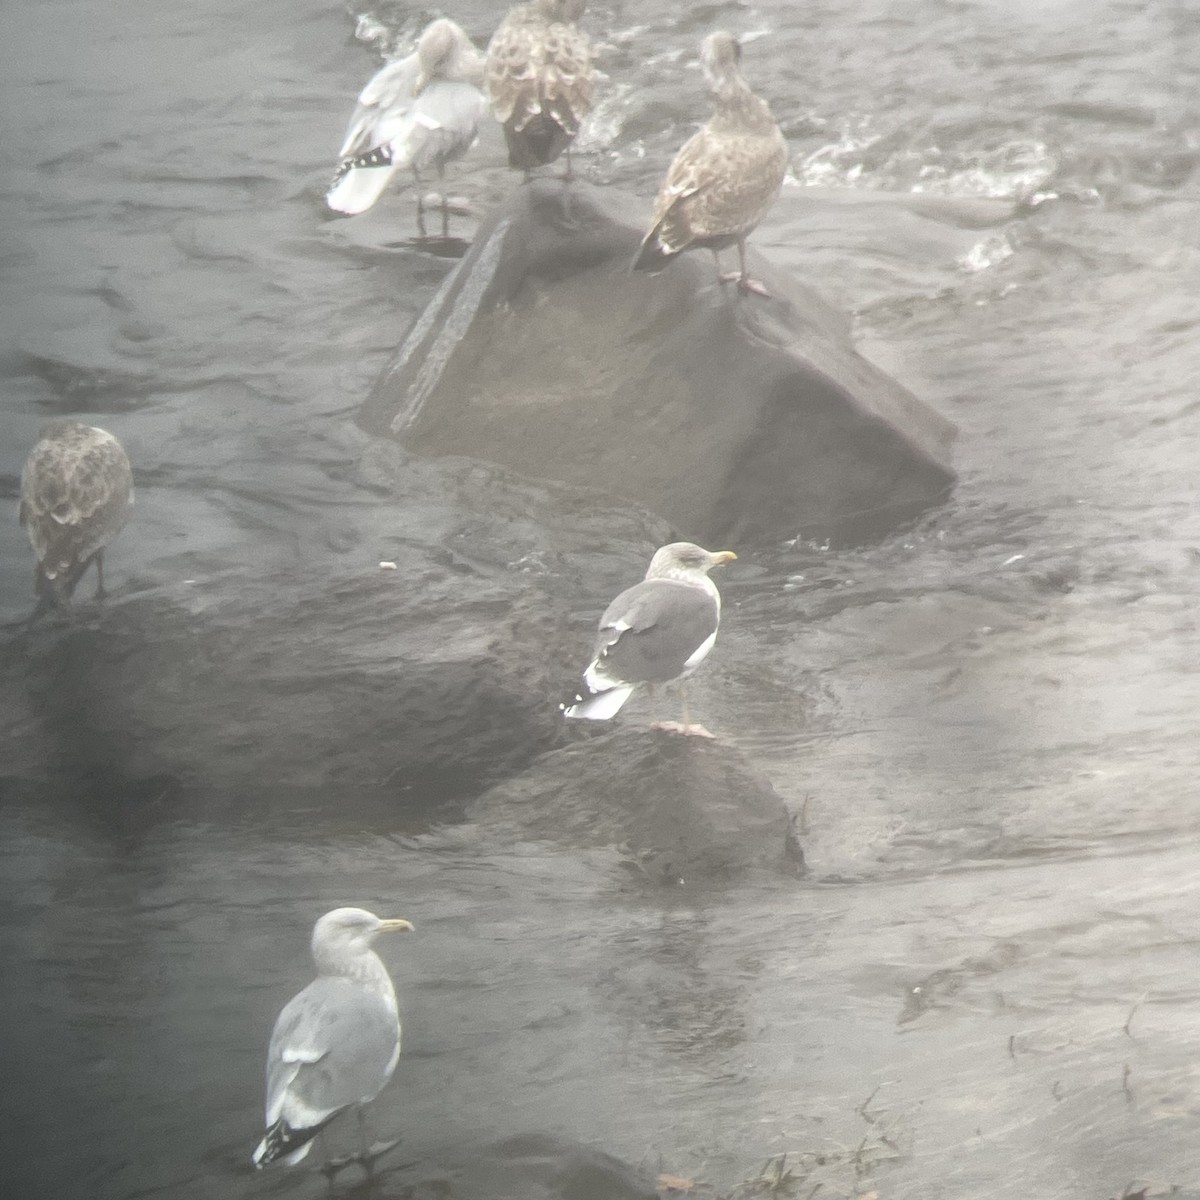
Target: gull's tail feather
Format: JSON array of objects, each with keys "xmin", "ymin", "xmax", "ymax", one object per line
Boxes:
[
  {"xmin": 562, "ymin": 683, "xmax": 635, "ymax": 721},
  {"xmin": 632, "ymin": 224, "xmax": 677, "ymax": 274},
  {"xmin": 504, "ymin": 115, "xmax": 572, "ymax": 170},
  {"xmin": 326, "ymin": 146, "xmax": 399, "ymax": 215},
  {"xmin": 252, "ymin": 1118, "xmax": 327, "ymax": 1168},
  {"xmin": 34, "ymin": 562, "xmax": 67, "ymax": 603}
]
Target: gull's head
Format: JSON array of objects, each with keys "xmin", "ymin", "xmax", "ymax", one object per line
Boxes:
[
  {"xmin": 37, "ymin": 418, "xmax": 89, "ymax": 443},
  {"xmin": 415, "ymin": 19, "xmax": 480, "ymax": 91},
  {"xmin": 646, "ymin": 542, "xmax": 737, "ymax": 582},
  {"xmin": 700, "ymin": 31, "xmax": 742, "ymax": 89},
  {"xmin": 312, "ymin": 907, "xmax": 414, "ymax": 959},
  {"xmin": 536, "ymin": 0, "xmax": 585, "ymax": 23}
]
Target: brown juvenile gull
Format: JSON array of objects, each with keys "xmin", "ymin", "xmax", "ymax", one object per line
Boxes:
[
  {"xmin": 486, "ymin": 0, "xmax": 595, "ymax": 175},
  {"xmin": 253, "ymin": 907, "xmax": 415, "ymax": 1170},
  {"xmin": 563, "ymin": 542, "xmax": 736, "ymax": 737},
  {"xmin": 633, "ymin": 30, "xmax": 787, "ymax": 296},
  {"xmin": 19, "ymin": 419, "xmax": 133, "ymax": 612},
  {"xmin": 327, "ymin": 17, "xmax": 487, "ymax": 232}
]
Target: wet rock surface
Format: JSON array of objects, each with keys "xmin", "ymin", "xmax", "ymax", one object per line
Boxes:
[
  {"xmin": 361, "ymin": 179, "xmax": 957, "ymax": 547},
  {"xmin": 472, "ymin": 727, "xmax": 801, "ymax": 885},
  {"xmin": 405, "ymin": 1134, "xmax": 659, "ymax": 1200},
  {"xmin": 4, "ymin": 1, "xmax": 1200, "ymax": 1198},
  {"xmin": 1, "ymin": 449, "xmax": 782, "ymax": 845},
  {"xmin": 1, "ymin": 560, "xmax": 572, "ymax": 815}
]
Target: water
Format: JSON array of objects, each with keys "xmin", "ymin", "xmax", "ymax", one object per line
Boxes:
[{"xmin": 2, "ymin": 1, "xmax": 1199, "ymax": 1198}]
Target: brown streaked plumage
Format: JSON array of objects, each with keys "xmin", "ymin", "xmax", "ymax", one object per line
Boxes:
[
  {"xmin": 633, "ymin": 31, "xmax": 787, "ymax": 296},
  {"xmin": 486, "ymin": 0, "xmax": 594, "ymax": 174},
  {"xmin": 19, "ymin": 420, "xmax": 133, "ymax": 611}
]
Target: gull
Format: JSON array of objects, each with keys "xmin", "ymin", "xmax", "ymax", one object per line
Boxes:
[
  {"xmin": 486, "ymin": 0, "xmax": 595, "ymax": 176},
  {"xmin": 252, "ymin": 907, "xmax": 414, "ymax": 1170},
  {"xmin": 19, "ymin": 420, "xmax": 133, "ymax": 618},
  {"xmin": 327, "ymin": 18, "xmax": 487, "ymax": 233},
  {"xmin": 633, "ymin": 31, "xmax": 787, "ymax": 296},
  {"xmin": 563, "ymin": 542, "xmax": 736, "ymax": 737}
]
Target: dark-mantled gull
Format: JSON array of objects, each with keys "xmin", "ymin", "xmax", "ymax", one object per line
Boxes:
[
  {"xmin": 633, "ymin": 31, "xmax": 787, "ymax": 296},
  {"xmin": 19, "ymin": 420, "xmax": 133, "ymax": 614},
  {"xmin": 252, "ymin": 907, "xmax": 414, "ymax": 1170},
  {"xmin": 563, "ymin": 542, "xmax": 736, "ymax": 737},
  {"xmin": 327, "ymin": 18, "xmax": 487, "ymax": 231},
  {"xmin": 486, "ymin": 0, "xmax": 595, "ymax": 175}
]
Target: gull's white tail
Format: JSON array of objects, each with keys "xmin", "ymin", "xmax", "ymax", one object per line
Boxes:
[
  {"xmin": 252, "ymin": 1118, "xmax": 317, "ymax": 1168},
  {"xmin": 562, "ymin": 683, "xmax": 635, "ymax": 721},
  {"xmin": 326, "ymin": 147, "xmax": 399, "ymax": 215}
]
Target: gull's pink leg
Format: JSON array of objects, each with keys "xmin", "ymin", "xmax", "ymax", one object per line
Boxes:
[{"xmin": 734, "ymin": 239, "xmax": 771, "ymax": 297}]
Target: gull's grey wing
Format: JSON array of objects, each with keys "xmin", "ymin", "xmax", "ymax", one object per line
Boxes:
[
  {"xmin": 328, "ymin": 76, "xmax": 486, "ymax": 213},
  {"xmin": 591, "ymin": 578, "xmax": 720, "ymax": 686},
  {"xmin": 265, "ymin": 977, "xmax": 399, "ymax": 1129},
  {"xmin": 404, "ymin": 79, "xmax": 488, "ymax": 173},
  {"xmin": 338, "ymin": 53, "xmax": 422, "ymax": 159}
]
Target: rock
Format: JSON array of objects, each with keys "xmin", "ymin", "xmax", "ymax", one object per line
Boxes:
[
  {"xmin": 360, "ymin": 179, "xmax": 957, "ymax": 546},
  {"xmin": 410, "ymin": 1134, "xmax": 659, "ymax": 1200},
  {"xmin": 471, "ymin": 727, "xmax": 801, "ymax": 884},
  {"xmin": 0, "ymin": 556, "xmax": 574, "ymax": 819}
]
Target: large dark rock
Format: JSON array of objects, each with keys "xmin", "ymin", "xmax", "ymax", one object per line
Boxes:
[
  {"xmin": 0, "ymin": 556, "xmax": 575, "ymax": 823},
  {"xmin": 360, "ymin": 179, "xmax": 957, "ymax": 546},
  {"xmin": 6, "ymin": 450, "xmax": 793, "ymax": 835},
  {"xmin": 471, "ymin": 727, "xmax": 802, "ymax": 885}
]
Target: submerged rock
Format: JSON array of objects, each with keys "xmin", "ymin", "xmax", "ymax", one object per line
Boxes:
[
  {"xmin": 360, "ymin": 179, "xmax": 957, "ymax": 546},
  {"xmin": 472, "ymin": 726, "xmax": 801, "ymax": 884}
]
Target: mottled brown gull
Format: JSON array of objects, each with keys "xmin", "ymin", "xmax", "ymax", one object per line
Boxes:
[
  {"xmin": 633, "ymin": 31, "xmax": 787, "ymax": 296},
  {"xmin": 252, "ymin": 907, "xmax": 414, "ymax": 1170},
  {"xmin": 563, "ymin": 542, "xmax": 736, "ymax": 738},
  {"xmin": 486, "ymin": 0, "xmax": 595, "ymax": 175},
  {"xmin": 327, "ymin": 18, "xmax": 487, "ymax": 231},
  {"xmin": 19, "ymin": 420, "xmax": 133, "ymax": 612}
]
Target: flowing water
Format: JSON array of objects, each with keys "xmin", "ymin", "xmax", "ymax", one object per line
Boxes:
[{"xmin": 2, "ymin": 1, "xmax": 1199, "ymax": 1198}]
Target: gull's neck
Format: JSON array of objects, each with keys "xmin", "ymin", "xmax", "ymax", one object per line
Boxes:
[
  {"xmin": 314, "ymin": 941, "xmax": 396, "ymax": 1000},
  {"xmin": 710, "ymin": 70, "xmax": 777, "ymax": 135},
  {"xmin": 646, "ymin": 564, "xmax": 721, "ymax": 607},
  {"xmin": 447, "ymin": 44, "xmax": 484, "ymax": 85}
]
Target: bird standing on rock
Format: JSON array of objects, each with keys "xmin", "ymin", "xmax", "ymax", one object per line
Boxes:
[
  {"xmin": 253, "ymin": 907, "xmax": 414, "ymax": 1172},
  {"xmin": 19, "ymin": 419, "xmax": 133, "ymax": 617},
  {"xmin": 563, "ymin": 542, "xmax": 737, "ymax": 738},
  {"xmin": 327, "ymin": 18, "xmax": 487, "ymax": 233},
  {"xmin": 486, "ymin": 0, "xmax": 595, "ymax": 176},
  {"xmin": 633, "ymin": 31, "xmax": 787, "ymax": 296}
]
